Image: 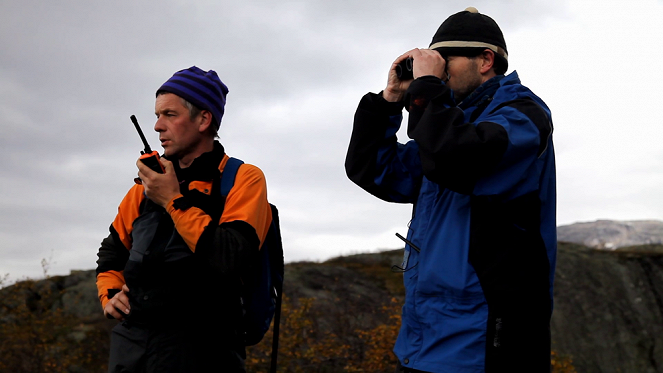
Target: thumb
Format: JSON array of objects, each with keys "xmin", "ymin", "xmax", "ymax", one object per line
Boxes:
[
  {"xmin": 122, "ymin": 284, "xmax": 130, "ymax": 293},
  {"xmin": 160, "ymin": 157, "xmax": 174, "ymax": 172}
]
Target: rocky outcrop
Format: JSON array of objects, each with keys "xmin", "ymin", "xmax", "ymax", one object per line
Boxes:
[
  {"xmin": 1, "ymin": 244, "xmax": 662, "ymax": 372},
  {"xmin": 552, "ymin": 243, "xmax": 663, "ymax": 372}
]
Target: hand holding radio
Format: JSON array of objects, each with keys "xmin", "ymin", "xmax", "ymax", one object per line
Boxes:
[
  {"xmin": 131, "ymin": 115, "xmax": 181, "ymax": 207},
  {"xmin": 136, "ymin": 156, "xmax": 181, "ymax": 208},
  {"xmin": 131, "ymin": 115, "xmax": 165, "ymax": 175}
]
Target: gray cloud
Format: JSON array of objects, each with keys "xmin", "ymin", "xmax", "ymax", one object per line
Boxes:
[{"xmin": 4, "ymin": 0, "xmax": 654, "ymax": 281}]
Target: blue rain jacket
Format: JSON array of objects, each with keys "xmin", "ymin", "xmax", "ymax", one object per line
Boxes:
[{"xmin": 345, "ymin": 72, "xmax": 556, "ymax": 373}]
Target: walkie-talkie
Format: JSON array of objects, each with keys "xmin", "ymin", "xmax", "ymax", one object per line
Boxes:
[{"xmin": 131, "ymin": 115, "xmax": 165, "ymax": 174}]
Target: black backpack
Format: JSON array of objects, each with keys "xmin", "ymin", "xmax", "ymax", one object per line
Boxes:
[{"xmin": 220, "ymin": 157, "xmax": 284, "ymax": 371}]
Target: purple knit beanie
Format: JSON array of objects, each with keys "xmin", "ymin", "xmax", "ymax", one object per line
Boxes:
[{"xmin": 157, "ymin": 66, "xmax": 229, "ymax": 129}]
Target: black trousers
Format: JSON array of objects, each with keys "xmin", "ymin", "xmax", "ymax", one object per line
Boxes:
[{"xmin": 108, "ymin": 321, "xmax": 245, "ymax": 373}]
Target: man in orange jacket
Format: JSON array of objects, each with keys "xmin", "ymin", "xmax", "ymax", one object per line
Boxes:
[{"xmin": 96, "ymin": 66, "xmax": 272, "ymax": 372}]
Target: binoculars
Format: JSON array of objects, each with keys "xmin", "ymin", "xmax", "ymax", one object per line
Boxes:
[
  {"xmin": 395, "ymin": 53, "xmax": 449, "ymax": 81},
  {"xmin": 395, "ymin": 57, "xmax": 414, "ymax": 80}
]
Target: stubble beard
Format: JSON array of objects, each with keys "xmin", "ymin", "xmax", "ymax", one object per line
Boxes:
[
  {"xmin": 452, "ymin": 75, "xmax": 483, "ymax": 104},
  {"xmin": 451, "ymin": 60, "xmax": 483, "ymax": 104}
]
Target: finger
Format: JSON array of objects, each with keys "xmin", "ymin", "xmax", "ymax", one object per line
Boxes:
[
  {"xmin": 136, "ymin": 171, "xmax": 148, "ymax": 187},
  {"xmin": 110, "ymin": 308, "xmax": 125, "ymax": 320},
  {"xmin": 136, "ymin": 158, "xmax": 163, "ymax": 178},
  {"xmin": 104, "ymin": 306, "xmax": 117, "ymax": 319},
  {"xmin": 392, "ymin": 48, "xmax": 418, "ymax": 68},
  {"xmin": 136, "ymin": 160, "xmax": 152, "ymax": 183},
  {"xmin": 136, "ymin": 159, "xmax": 150, "ymax": 174},
  {"xmin": 427, "ymin": 49, "xmax": 446, "ymax": 64},
  {"xmin": 160, "ymin": 157, "xmax": 174, "ymax": 173},
  {"xmin": 136, "ymin": 164, "xmax": 153, "ymax": 185},
  {"xmin": 409, "ymin": 48, "xmax": 425, "ymax": 60},
  {"xmin": 122, "ymin": 284, "xmax": 130, "ymax": 293},
  {"xmin": 394, "ymin": 51, "xmax": 412, "ymax": 65},
  {"xmin": 116, "ymin": 291, "xmax": 130, "ymax": 303},
  {"xmin": 114, "ymin": 296, "xmax": 131, "ymax": 314},
  {"xmin": 406, "ymin": 47, "xmax": 420, "ymax": 56},
  {"xmin": 105, "ymin": 302, "xmax": 125, "ymax": 320},
  {"xmin": 117, "ymin": 302, "xmax": 130, "ymax": 315}
]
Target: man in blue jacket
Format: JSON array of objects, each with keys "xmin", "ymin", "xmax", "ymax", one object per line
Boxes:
[{"xmin": 345, "ymin": 7, "xmax": 556, "ymax": 373}]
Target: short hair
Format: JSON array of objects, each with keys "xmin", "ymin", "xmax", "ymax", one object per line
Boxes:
[
  {"xmin": 157, "ymin": 91, "xmax": 218, "ymax": 138},
  {"xmin": 180, "ymin": 97, "xmax": 202, "ymax": 122},
  {"xmin": 492, "ymin": 55, "xmax": 508, "ymax": 75}
]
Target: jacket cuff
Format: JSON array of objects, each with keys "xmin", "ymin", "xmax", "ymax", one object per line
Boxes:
[
  {"xmin": 166, "ymin": 194, "xmax": 187, "ymax": 212},
  {"xmin": 362, "ymin": 92, "xmax": 405, "ymax": 115},
  {"xmin": 407, "ymin": 75, "xmax": 444, "ymax": 94}
]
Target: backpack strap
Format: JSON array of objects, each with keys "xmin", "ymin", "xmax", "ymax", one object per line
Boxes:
[
  {"xmin": 220, "ymin": 157, "xmax": 244, "ymax": 197},
  {"xmin": 219, "ymin": 156, "xmax": 283, "ymax": 373}
]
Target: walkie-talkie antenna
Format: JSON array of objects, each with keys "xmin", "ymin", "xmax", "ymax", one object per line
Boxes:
[
  {"xmin": 395, "ymin": 233, "xmax": 421, "ymax": 253},
  {"xmin": 130, "ymin": 115, "xmax": 164, "ymax": 178},
  {"xmin": 130, "ymin": 115, "xmax": 152, "ymax": 154}
]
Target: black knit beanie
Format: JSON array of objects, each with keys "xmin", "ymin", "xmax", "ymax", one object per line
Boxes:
[{"xmin": 429, "ymin": 7, "xmax": 508, "ymax": 71}]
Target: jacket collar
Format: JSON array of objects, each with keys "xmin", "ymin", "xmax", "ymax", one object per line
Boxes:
[
  {"xmin": 173, "ymin": 141, "xmax": 225, "ymax": 182},
  {"xmin": 458, "ymin": 74, "xmax": 504, "ymax": 110}
]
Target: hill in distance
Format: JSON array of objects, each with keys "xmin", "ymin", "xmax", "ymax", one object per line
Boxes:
[{"xmin": 558, "ymin": 219, "xmax": 663, "ymax": 250}]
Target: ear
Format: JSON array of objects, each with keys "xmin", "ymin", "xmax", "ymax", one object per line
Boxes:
[
  {"xmin": 478, "ymin": 49, "xmax": 495, "ymax": 74},
  {"xmin": 197, "ymin": 110, "xmax": 213, "ymax": 134}
]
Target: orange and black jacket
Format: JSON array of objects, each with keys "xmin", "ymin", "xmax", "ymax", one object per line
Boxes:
[{"xmin": 96, "ymin": 142, "xmax": 272, "ymax": 334}]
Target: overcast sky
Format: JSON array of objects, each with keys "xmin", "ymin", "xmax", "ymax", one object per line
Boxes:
[{"xmin": 2, "ymin": 0, "xmax": 663, "ymax": 281}]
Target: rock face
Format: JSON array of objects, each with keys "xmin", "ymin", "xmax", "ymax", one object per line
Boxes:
[
  {"xmin": 0, "ymin": 269, "xmax": 104, "ymax": 322},
  {"xmin": 552, "ymin": 243, "xmax": 663, "ymax": 372},
  {"xmin": 557, "ymin": 220, "xmax": 663, "ymax": 249}
]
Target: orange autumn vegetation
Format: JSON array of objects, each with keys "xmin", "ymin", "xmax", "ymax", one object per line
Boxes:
[
  {"xmin": 551, "ymin": 350, "xmax": 578, "ymax": 373},
  {"xmin": 247, "ymin": 296, "xmax": 575, "ymax": 372},
  {"xmin": 0, "ymin": 278, "xmax": 576, "ymax": 373},
  {"xmin": 0, "ymin": 258, "xmax": 575, "ymax": 373}
]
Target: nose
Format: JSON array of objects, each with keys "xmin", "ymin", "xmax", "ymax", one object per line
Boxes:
[{"xmin": 154, "ymin": 117, "xmax": 165, "ymax": 133}]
